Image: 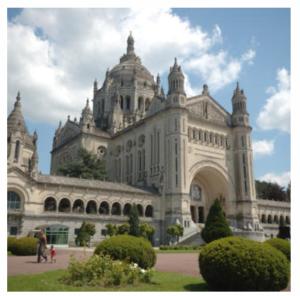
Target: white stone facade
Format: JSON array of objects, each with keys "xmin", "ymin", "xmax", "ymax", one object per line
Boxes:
[{"xmin": 7, "ymin": 34, "xmax": 290, "ymax": 245}]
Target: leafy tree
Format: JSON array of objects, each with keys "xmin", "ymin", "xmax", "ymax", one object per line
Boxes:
[
  {"xmin": 255, "ymin": 180, "xmax": 288, "ymax": 201},
  {"xmin": 75, "ymin": 221, "xmax": 96, "ymax": 246},
  {"xmin": 105, "ymin": 223, "xmax": 118, "ymax": 237},
  {"xmin": 58, "ymin": 148, "xmax": 107, "ymax": 180},
  {"xmin": 277, "ymin": 220, "xmax": 290, "ymax": 239},
  {"xmin": 128, "ymin": 204, "xmax": 140, "ymax": 236},
  {"xmin": 117, "ymin": 223, "xmax": 130, "ymax": 235},
  {"xmin": 139, "ymin": 223, "xmax": 155, "ymax": 242},
  {"xmin": 201, "ymin": 198, "xmax": 232, "ymax": 243},
  {"xmin": 167, "ymin": 224, "xmax": 184, "ymax": 244}
]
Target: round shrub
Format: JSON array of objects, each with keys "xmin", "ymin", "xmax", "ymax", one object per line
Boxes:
[
  {"xmin": 10, "ymin": 237, "xmax": 38, "ymax": 256},
  {"xmin": 265, "ymin": 238, "xmax": 290, "ymax": 261},
  {"xmin": 7, "ymin": 236, "xmax": 17, "ymax": 252},
  {"xmin": 94, "ymin": 235, "xmax": 156, "ymax": 269},
  {"xmin": 199, "ymin": 237, "xmax": 289, "ymax": 291}
]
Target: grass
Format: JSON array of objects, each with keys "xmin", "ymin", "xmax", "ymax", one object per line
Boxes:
[
  {"xmin": 7, "ymin": 251, "xmax": 13, "ymax": 256},
  {"xmin": 8, "ymin": 269, "xmax": 208, "ymax": 292}
]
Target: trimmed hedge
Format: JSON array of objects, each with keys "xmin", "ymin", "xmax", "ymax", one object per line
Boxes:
[
  {"xmin": 9, "ymin": 237, "xmax": 38, "ymax": 256},
  {"xmin": 265, "ymin": 238, "xmax": 290, "ymax": 261},
  {"xmin": 94, "ymin": 235, "xmax": 156, "ymax": 269},
  {"xmin": 7, "ymin": 236, "xmax": 17, "ymax": 252},
  {"xmin": 199, "ymin": 237, "xmax": 289, "ymax": 291}
]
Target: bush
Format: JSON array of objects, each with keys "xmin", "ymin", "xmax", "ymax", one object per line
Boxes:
[
  {"xmin": 201, "ymin": 199, "xmax": 232, "ymax": 243},
  {"xmin": 265, "ymin": 238, "xmax": 290, "ymax": 261},
  {"xmin": 94, "ymin": 235, "xmax": 156, "ymax": 269},
  {"xmin": 167, "ymin": 224, "xmax": 184, "ymax": 244},
  {"xmin": 199, "ymin": 237, "xmax": 289, "ymax": 291},
  {"xmin": 7, "ymin": 236, "xmax": 17, "ymax": 252},
  {"xmin": 61, "ymin": 254, "xmax": 154, "ymax": 287},
  {"xmin": 10, "ymin": 237, "xmax": 38, "ymax": 256},
  {"xmin": 75, "ymin": 222, "xmax": 96, "ymax": 246}
]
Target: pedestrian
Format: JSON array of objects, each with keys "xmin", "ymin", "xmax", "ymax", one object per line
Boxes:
[
  {"xmin": 37, "ymin": 230, "xmax": 48, "ymax": 263},
  {"xmin": 50, "ymin": 245, "xmax": 56, "ymax": 263}
]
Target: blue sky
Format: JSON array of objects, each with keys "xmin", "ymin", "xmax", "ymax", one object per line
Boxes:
[{"xmin": 7, "ymin": 8, "xmax": 290, "ymax": 186}]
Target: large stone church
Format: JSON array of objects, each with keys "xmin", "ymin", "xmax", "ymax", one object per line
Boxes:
[{"xmin": 7, "ymin": 33, "xmax": 290, "ymax": 246}]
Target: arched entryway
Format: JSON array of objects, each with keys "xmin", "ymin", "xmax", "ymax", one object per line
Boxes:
[{"xmin": 189, "ymin": 163, "xmax": 231, "ymax": 224}]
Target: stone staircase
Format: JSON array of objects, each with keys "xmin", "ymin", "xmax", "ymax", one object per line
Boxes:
[{"xmin": 178, "ymin": 222, "xmax": 205, "ymax": 246}]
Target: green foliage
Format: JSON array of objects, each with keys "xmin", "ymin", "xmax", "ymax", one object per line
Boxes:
[
  {"xmin": 9, "ymin": 237, "xmax": 38, "ymax": 256},
  {"xmin": 105, "ymin": 224, "xmax": 118, "ymax": 237},
  {"xmin": 265, "ymin": 238, "xmax": 290, "ymax": 261},
  {"xmin": 167, "ymin": 224, "xmax": 184, "ymax": 243},
  {"xmin": 255, "ymin": 180, "xmax": 288, "ymax": 201},
  {"xmin": 159, "ymin": 245, "xmax": 202, "ymax": 251},
  {"xmin": 61, "ymin": 254, "xmax": 154, "ymax": 287},
  {"xmin": 128, "ymin": 204, "xmax": 140, "ymax": 237},
  {"xmin": 117, "ymin": 223, "xmax": 130, "ymax": 235},
  {"xmin": 58, "ymin": 148, "xmax": 107, "ymax": 180},
  {"xmin": 201, "ymin": 199, "xmax": 232, "ymax": 243},
  {"xmin": 7, "ymin": 236, "xmax": 18, "ymax": 252},
  {"xmin": 139, "ymin": 223, "xmax": 155, "ymax": 242},
  {"xmin": 75, "ymin": 222, "xmax": 96, "ymax": 246},
  {"xmin": 199, "ymin": 237, "xmax": 290, "ymax": 291},
  {"xmin": 94, "ymin": 235, "xmax": 156, "ymax": 269}
]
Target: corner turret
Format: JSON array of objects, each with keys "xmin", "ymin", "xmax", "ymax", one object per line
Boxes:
[{"xmin": 232, "ymin": 82, "xmax": 249, "ymax": 127}]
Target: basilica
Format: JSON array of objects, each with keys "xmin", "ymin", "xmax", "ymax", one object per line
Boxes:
[{"xmin": 7, "ymin": 33, "xmax": 290, "ymax": 246}]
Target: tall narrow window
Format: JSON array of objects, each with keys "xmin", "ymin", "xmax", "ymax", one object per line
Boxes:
[
  {"xmin": 126, "ymin": 96, "xmax": 131, "ymax": 110},
  {"xmin": 14, "ymin": 140, "xmax": 20, "ymax": 161}
]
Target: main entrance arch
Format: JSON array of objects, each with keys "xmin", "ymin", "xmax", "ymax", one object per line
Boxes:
[{"xmin": 189, "ymin": 161, "xmax": 233, "ymax": 224}]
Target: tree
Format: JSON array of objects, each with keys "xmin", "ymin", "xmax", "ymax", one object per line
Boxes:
[
  {"xmin": 105, "ymin": 223, "xmax": 118, "ymax": 237},
  {"xmin": 128, "ymin": 204, "xmax": 140, "ymax": 236},
  {"xmin": 277, "ymin": 219, "xmax": 290, "ymax": 239},
  {"xmin": 201, "ymin": 198, "xmax": 232, "ymax": 243},
  {"xmin": 255, "ymin": 180, "xmax": 287, "ymax": 201},
  {"xmin": 58, "ymin": 148, "xmax": 107, "ymax": 180},
  {"xmin": 75, "ymin": 221, "xmax": 96, "ymax": 246},
  {"xmin": 139, "ymin": 223, "xmax": 155, "ymax": 242},
  {"xmin": 167, "ymin": 224, "xmax": 184, "ymax": 244}
]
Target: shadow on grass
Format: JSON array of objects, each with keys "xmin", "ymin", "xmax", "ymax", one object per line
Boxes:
[{"xmin": 184, "ymin": 282, "xmax": 209, "ymax": 291}]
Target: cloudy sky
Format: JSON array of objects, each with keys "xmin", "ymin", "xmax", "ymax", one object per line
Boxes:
[{"xmin": 7, "ymin": 8, "xmax": 290, "ymax": 187}]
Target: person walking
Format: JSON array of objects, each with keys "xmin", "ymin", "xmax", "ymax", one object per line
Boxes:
[{"xmin": 37, "ymin": 230, "xmax": 48, "ymax": 263}]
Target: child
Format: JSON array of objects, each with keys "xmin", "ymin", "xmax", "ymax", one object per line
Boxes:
[{"xmin": 50, "ymin": 245, "xmax": 56, "ymax": 263}]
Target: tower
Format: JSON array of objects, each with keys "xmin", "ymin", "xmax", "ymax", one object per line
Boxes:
[
  {"xmin": 79, "ymin": 99, "xmax": 95, "ymax": 132},
  {"xmin": 231, "ymin": 83, "xmax": 262, "ymax": 233}
]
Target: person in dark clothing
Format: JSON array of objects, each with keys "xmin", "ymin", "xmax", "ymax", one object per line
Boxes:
[{"xmin": 37, "ymin": 230, "xmax": 48, "ymax": 263}]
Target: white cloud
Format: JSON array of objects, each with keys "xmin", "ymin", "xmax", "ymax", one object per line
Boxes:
[
  {"xmin": 257, "ymin": 68, "xmax": 290, "ymax": 133},
  {"xmin": 8, "ymin": 8, "xmax": 256, "ymax": 124},
  {"xmin": 252, "ymin": 139, "xmax": 274, "ymax": 157},
  {"xmin": 259, "ymin": 171, "xmax": 290, "ymax": 188}
]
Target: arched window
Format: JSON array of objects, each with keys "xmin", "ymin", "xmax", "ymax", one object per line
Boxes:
[
  {"xmin": 7, "ymin": 191, "xmax": 21, "ymax": 210},
  {"xmin": 72, "ymin": 199, "xmax": 84, "ymax": 213},
  {"xmin": 86, "ymin": 200, "xmax": 97, "ymax": 214},
  {"xmin": 126, "ymin": 96, "xmax": 131, "ymax": 110},
  {"xmin": 123, "ymin": 203, "xmax": 132, "ymax": 216},
  {"xmin": 145, "ymin": 205, "xmax": 153, "ymax": 218},
  {"xmin": 120, "ymin": 96, "xmax": 124, "ymax": 110},
  {"xmin": 111, "ymin": 202, "xmax": 121, "ymax": 215},
  {"xmin": 274, "ymin": 215, "xmax": 279, "ymax": 224},
  {"xmin": 99, "ymin": 201, "xmax": 109, "ymax": 215},
  {"xmin": 145, "ymin": 98, "xmax": 150, "ymax": 111},
  {"xmin": 58, "ymin": 198, "xmax": 71, "ymax": 213},
  {"xmin": 137, "ymin": 204, "xmax": 143, "ymax": 217},
  {"xmin": 267, "ymin": 214, "xmax": 272, "ymax": 224},
  {"xmin": 285, "ymin": 216, "xmax": 290, "ymax": 225},
  {"xmin": 261, "ymin": 214, "xmax": 266, "ymax": 223},
  {"xmin": 280, "ymin": 215, "xmax": 284, "ymax": 225},
  {"xmin": 44, "ymin": 197, "xmax": 57, "ymax": 212},
  {"xmin": 14, "ymin": 140, "xmax": 20, "ymax": 161},
  {"xmin": 138, "ymin": 97, "xmax": 144, "ymax": 111}
]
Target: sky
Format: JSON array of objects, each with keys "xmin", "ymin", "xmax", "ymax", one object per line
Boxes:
[{"xmin": 7, "ymin": 8, "xmax": 290, "ymax": 187}]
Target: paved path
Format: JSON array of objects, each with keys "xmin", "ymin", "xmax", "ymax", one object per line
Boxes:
[{"xmin": 7, "ymin": 249, "xmax": 199, "ymax": 277}]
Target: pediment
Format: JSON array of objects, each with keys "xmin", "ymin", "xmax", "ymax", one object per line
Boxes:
[{"xmin": 187, "ymin": 95, "xmax": 231, "ymax": 125}]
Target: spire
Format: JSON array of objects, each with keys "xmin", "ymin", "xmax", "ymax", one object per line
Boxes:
[
  {"xmin": 7, "ymin": 91, "xmax": 28, "ymax": 134},
  {"xmin": 156, "ymin": 73, "xmax": 161, "ymax": 86},
  {"xmin": 127, "ymin": 31, "xmax": 135, "ymax": 55},
  {"xmin": 93, "ymin": 79, "xmax": 98, "ymax": 98}
]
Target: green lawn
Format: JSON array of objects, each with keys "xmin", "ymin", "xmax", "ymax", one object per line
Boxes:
[{"xmin": 8, "ymin": 269, "xmax": 208, "ymax": 292}]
